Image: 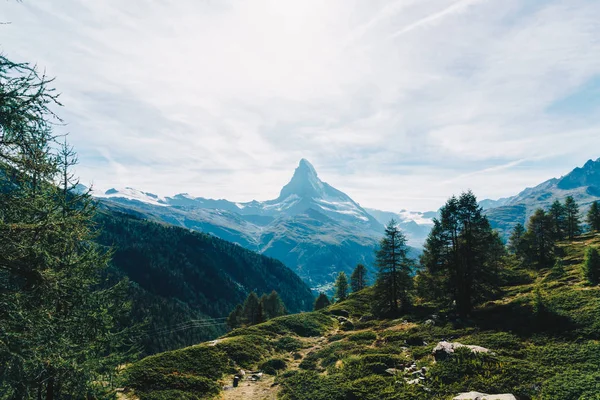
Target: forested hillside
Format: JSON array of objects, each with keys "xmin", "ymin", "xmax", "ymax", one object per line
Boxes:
[
  {"xmin": 95, "ymin": 210, "xmax": 315, "ymax": 354},
  {"xmin": 119, "ymin": 193, "xmax": 600, "ymax": 400},
  {"xmin": 120, "ymin": 232, "xmax": 600, "ymax": 400}
]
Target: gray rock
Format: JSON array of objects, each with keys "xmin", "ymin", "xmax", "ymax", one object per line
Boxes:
[
  {"xmin": 385, "ymin": 368, "xmax": 399, "ymax": 375},
  {"xmin": 433, "ymin": 341, "xmax": 491, "ymax": 361}
]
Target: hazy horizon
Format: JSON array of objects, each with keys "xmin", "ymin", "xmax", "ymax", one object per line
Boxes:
[{"xmin": 4, "ymin": 0, "xmax": 600, "ymax": 211}]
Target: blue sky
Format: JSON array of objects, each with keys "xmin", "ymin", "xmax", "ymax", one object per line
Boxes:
[{"xmin": 2, "ymin": 0, "xmax": 600, "ymax": 211}]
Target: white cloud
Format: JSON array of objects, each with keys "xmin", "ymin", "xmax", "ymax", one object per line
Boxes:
[{"xmin": 2, "ymin": 0, "xmax": 600, "ymax": 211}]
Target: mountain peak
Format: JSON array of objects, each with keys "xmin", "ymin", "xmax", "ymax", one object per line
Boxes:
[
  {"xmin": 279, "ymin": 159, "xmax": 323, "ymax": 199},
  {"xmin": 557, "ymin": 157, "xmax": 600, "ymax": 190},
  {"xmin": 298, "ymin": 158, "xmax": 317, "ymax": 171}
]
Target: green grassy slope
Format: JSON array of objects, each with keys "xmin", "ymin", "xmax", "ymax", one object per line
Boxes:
[{"xmin": 120, "ymin": 233, "xmax": 600, "ymax": 400}]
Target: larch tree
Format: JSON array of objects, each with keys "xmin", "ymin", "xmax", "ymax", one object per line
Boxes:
[
  {"xmin": 508, "ymin": 223, "xmax": 528, "ymax": 263},
  {"xmin": 582, "ymin": 247, "xmax": 600, "ymax": 284},
  {"xmin": 587, "ymin": 201, "xmax": 600, "ymax": 233},
  {"xmin": 261, "ymin": 290, "xmax": 287, "ymax": 320},
  {"xmin": 350, "ymin": 264, "xmax": 368, "ymax": 293},
  {"xmin": 549, "ymin": 200, "xmax": 567, "ymax": 240},
  {"xmin": 564, "ymin": 196, "xmax": 581, "ymax": 240},
  {"xmin": 373, "ymin": 219, "xmax": 413, "ymax": 316},
  {"xmin": 227, "ymin": 304, "xmax": 244, "ymax": 329},
  {"xmin": 242, "ymin": 292, "xmax": 263, "ymax": 325},
  {"xmin": 334, "ymin": 271, "xmax": 349, "ymax": 302},
  {"xmin": 420, "ymin": 191, "xmax": 505, "ymax": 317},
  {"xmin": 0, "ymin": 55, "xmax": 133, "ymax": 399},
  {"xmin": 314, "ymin": 293, "xmax": 331, "ymax": 311},
  {"xmin": 524, "ymin": 209, "xmax": 556, "ymax": 269}
]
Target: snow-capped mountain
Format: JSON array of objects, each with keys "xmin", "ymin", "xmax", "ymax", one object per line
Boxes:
[
  {"xmin": 95, "ymin": 159, "xmax": 403, "ymax": 291},
  {"xmin": 482, "ymin": 157, "xmax": 600, "ymax": 238}
]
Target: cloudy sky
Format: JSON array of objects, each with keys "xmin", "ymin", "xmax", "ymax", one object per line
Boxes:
[{"xmin": 2, "ymin": 0, "xmax": 600, "ymax": 211}]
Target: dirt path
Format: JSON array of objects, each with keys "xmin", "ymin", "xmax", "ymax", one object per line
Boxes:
[
  {"xmin": 221, "ymin": 375, "xmax": 278, "ymax": 400},
  {"xmin": 222, "ymin": 332, "xmax": 335, "ymax": 400}
]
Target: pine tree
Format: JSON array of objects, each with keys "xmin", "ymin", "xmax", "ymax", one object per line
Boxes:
[
  {"xmin": 420, "ymin": 191, "xmax": 505, "ymax": 317},
  {"xmin": 564, "ymin": 196, "xmax": 581, "ymax": 240},
  {"xmin": 350, "ymin": 264, "xmax": 368, "ymax": 293},
  {"xmin": 261, "ymin": 290, "xmax": 287, "ymax": 320},
  {"xmin": 314, "ymin": 293, "xmax": 331, "ymax": 311},
  {"xmin": 227, "ymin": 304, "xmax": 244, "ymax": 329},
  {"xmin": 508, "ymin": 223, "xmax": 528, "ymax": 263},
  {"xmin": 524, "ymin": 209, "xmax": 556, "ymax": 269},
  {"xmin": 334, "ymin": 272, "xmax": 349, "ymax": 302},
  {"xmin": 587, "ymin": 201, "xmax": 600, "ymax": 233},
  {"xmin": 549, "ymin": 200, "xmax": 567, "ymax": 240},
  {"xmin": 242, "ymin": 292, "xmax": 263, "ymax": 325},
  {"xmin": 373, "ymin": 219, "xmax": 413, "ymax": 316},
  {"xmin": 0, "ymin": 55, "xmax": 133, "ymax": 398},
  {"xmin": 582, "ymin": 247, "xmax": 600, "ymax": 284}
]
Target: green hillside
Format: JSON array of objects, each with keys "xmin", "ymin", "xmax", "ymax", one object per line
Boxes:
[
  {"xmin": 95, "ymin": 210, "xmax": 315, "ymax": 355},
  {"xmin": 118, "ymin": 233, "xmax": 600, "ymax": 400}
]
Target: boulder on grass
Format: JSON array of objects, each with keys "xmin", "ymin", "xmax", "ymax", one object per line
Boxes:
[{"xmin": 433, "ymin": 341, "xmax": 490, "ymax": 361}]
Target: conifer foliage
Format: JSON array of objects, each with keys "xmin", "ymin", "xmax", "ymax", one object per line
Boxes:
[
  {"xmin": 334, "ymin": 271, "xmax": 349, "ymax": 302},
  {"xmin": 525, "ymin": 209, "xmax": 556, "ymax": 269},
  {"xmin": 564, "ymin": 196, "xmax": 581, "ymax": 240},
  {"xmin": 0, "ymin": 56, "xmax": 132, "ymax": 398},
  {"xmin": 350, "ymin": 264, "xmax": 368, "ymax": 293},
  {"xmin": 314, "ymin": 293, "xmax": 331, "ymax": 311},
  {"xmin": 420, "ymin": 191, "xmax": 505, "ymax": 317},
  {"xmin": 587, "ymin": 201, "xmax": 600, "ymax": 233},
  {"xmin": 582, "ymin": 247, "xmax": 600, "ymax": 285},
  {"xmin": 372, "ymin": 219, "xmax": 413, "ymax": 316},
  {"xmin": 227, "ymin": 290, "xmax": 287, "ymax": 328}
]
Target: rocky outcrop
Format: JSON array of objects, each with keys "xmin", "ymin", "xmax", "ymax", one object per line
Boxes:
[{"xmin": 433, "ymin": 341, "xmax": 491, "ymax": 361}]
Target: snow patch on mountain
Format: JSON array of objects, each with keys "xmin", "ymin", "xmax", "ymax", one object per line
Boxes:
[{"xmin": 97, "ymin": 187, "xmax": 169, "ymax": 207}]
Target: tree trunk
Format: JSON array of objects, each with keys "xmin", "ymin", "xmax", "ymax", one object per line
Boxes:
[{"xmin": 45, "ymin": 377, "xmax": 54, "ymax": 400}]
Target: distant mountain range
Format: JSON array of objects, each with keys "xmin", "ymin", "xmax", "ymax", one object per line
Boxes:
[
  {"xmin": 94, "ymin": 159, "xmax": 431, "ymax": 291},
  {"xmin": 482, "ymin": 157, "xmax": 600, "ymax": 238},
  {"xmin": 94, "ymin": 157, "xmax": 600, "ymax": 290}
]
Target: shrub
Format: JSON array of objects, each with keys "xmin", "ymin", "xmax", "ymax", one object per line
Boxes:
[
  {"xmin": 124, "ymin": 345, "xmax": 228, "ymax": 393},
  {"xmin": 542, "ymin": 370, "xmax": 600, "ymax": 399},
  {"xmin": 274, "ymin": 336, "xmax": 303, "ymax": 352},
  {"xmin": 348, "ymin": 331, "xmax": 377, "ymax": 343},
  {"xmin": 216, "ymin": 335, "xmax": 271, "ymax": 368},
  {"xmin": 260, "ymin": 358, "xmax": 288, "ymax": 375}
]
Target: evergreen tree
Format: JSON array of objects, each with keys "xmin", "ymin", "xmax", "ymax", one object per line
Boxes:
[
  {"xmin": 508, "ymin": 223, "xmax": 528, "ymax": 263},
  {"xmin": 549, "ymin": 200, "xmax": 567, "ymax": 240},
  {"xmin": 350, "ymin": 264, "xmax": 368, "ymax": 293},
  {"xmin": 227, "ymin": 304, "xmax": 244, "ymax": 329},
  {"xmin": 582, "ymin": 247, "xmax": 600, "ymax": 285},
  {"xmin": 334, "ymin": 272, "xmax": 349, "ymax": 302},
  {"xmin": 0, "ymin": 55, "xmax": 133, "ymax": 398},
  {"xmin": 564, "ymin": 196, "xmax": 581, "ymax": 240},
  {"xmin": 314, "ymin": 293, "xmax": 331, "ymax": 311},
  {"xmin": 242, "ymin": 292, "xmax": 263, "ymax": 325},
  {"xmin": 261, "ymin": 290, "xmax": 287, "ymax": 320},
  {"xmin": 373, "ymin": 219, "xmax": 413, "ymax": 316},
  {"xmin": 420, "ymin": 191, "xmax": 505, "ymax": 317},
  {"xmin": 587, "ymin": 201, "xmax": 600, "ymax": 232},
  {"xmin": 524, "ymin": 209, "xmax": 555, "ymax": 269}
]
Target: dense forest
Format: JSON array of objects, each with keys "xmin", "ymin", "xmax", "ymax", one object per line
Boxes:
[{"xmin": 95, "ymin": 210, "xmax": 314, "ymax": 354}]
